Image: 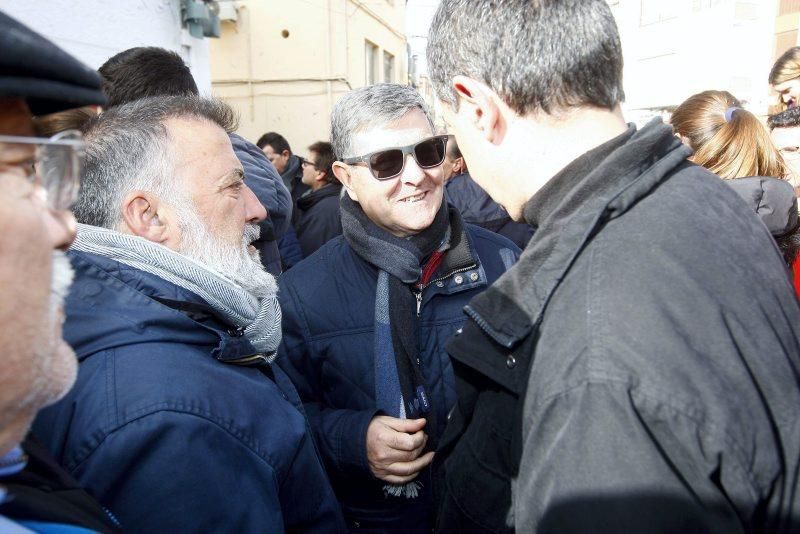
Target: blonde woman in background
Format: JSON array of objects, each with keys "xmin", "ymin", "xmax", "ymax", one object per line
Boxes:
[
  {"xmin": 671, "ymin": 89, "xmax": 787, "ymax": 179},
  {"xmin": 672, "ymin": 89, "xmax": 800, "ymax": 296},
  {"xmin": 770, "ymin": 46, "xmax": 800, "ymax": 111}
]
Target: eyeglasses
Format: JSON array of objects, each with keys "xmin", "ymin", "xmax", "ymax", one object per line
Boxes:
[
  {"xmin": 342, "ymin": 135, "xmax": 448, "ymax": 180},
  {"xmin": 301, "ymin": 157, "xmax": 319, "ymax": 170},
  {"xmin": 0, "ymin": 130, "xmax": 85, "ymax": 210}
]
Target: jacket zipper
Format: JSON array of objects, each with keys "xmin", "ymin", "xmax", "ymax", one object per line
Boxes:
[
  {"xmin": 413, "ymin": 263, "xmax": 478, "ymax": 317},
  {"xmin": 227, "ymin": 352, "xmax": 276, "ymax": 366}
]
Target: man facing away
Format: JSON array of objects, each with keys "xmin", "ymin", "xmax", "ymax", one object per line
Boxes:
[
  {"xmin": 427, "ymin": 1, "xmax": 800, "ymax": 533},
  {"xmin": 277, "ymin": 83, "xmax": 519, "ymax": 532},
  {"xmin": 293, "ymin": 140, "xmax": 343, "ymax": 257},
  {"xmin": 33, "ymin": 96, "xmax": 345, "ymax": 532}
]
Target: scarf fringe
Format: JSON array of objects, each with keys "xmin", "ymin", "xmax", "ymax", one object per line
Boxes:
[{"xmin": 382, "ymin": 480, "xmax": 422, "ymax": 499}]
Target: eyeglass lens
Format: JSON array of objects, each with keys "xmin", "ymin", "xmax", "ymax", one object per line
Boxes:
[
  {"xmin": 368, "ymin": 137, "xmax": 446, "ymax": 180},
  {"xmin": 37, "ymin": 131, "xmax": 83, "ymax": 211},
  {"xmin": 39, "ymin": 142, "xmax": 81, "ymax": 210}
]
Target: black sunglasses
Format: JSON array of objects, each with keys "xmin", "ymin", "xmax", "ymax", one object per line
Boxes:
[{"xmin": 341, "ymin": 135, "xmax": 448, "ymax": 180}]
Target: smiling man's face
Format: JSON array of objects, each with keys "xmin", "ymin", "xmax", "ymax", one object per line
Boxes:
[{"xmin": 341, "ymin": 109, "xmax": 444, "ymax": 237}]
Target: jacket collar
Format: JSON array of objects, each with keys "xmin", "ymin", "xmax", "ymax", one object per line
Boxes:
[
  {"xmin": 66, "ymin": 251, "xmax": 259, "ymax": 365},
  {"xmin": 464, "ymin": 119, "xmax": 692, "ymax": 348},
  {"xmin": 280, "ymin": 154, "xmax": 302, "ymax": 184},
  {"xmin": 297, "ymin": 182, "xmax": 342, "ymax": 210}
]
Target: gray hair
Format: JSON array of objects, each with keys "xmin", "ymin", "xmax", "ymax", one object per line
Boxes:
[
  {"xmin": 427, "ymin": 0, "xmax": 625, "ymax": 116},
  {"xmin": 74, "ymin": 95, "xmax": 237, "ymax": 229},
  {"xmin": 330, "ymin": 83, "xmax": 434, "ymax": 160}
]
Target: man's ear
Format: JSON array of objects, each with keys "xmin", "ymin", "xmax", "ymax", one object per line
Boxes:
[
  {"xmin": 332, "ymin": 162, "xmax": 358, "ymax": 200},
  {"xmin": 316, "ymin": 169, "xmax": 328, "ymax": 186},
  {"xmin": 452, "ymin": 75, "xmax": 507, "ymax": 145},
  {"xmin": 453, "ymin": 157, "xmax": 465, "ymax": 175},
  {"xmin": 120, "ymin": 191, "xmax": 170, "ymax": 244}
]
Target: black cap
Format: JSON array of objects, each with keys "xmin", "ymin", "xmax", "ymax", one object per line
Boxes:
[{"xmin": 0, "ymin": 10, "xmax": 106, "ymax": 115}]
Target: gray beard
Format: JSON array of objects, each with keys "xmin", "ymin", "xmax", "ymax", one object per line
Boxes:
[
  {"xmin": 18, "ymin": 250, "xmax": 77, "ymax": 413},
  {"xmin": 176, "ymin": 206, "xmax": 277, "ymax": 300}
]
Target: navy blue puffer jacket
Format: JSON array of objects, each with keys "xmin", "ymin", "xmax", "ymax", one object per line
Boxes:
[
  {"xmin": 278, "ymin": 225, "xmax": 519, "ymax": 532},
  {"xmin": 230, "ymin": 133, "xmax": 292, "ymax": 276},
  {"xmin": 34, "ymin": 250, "xmax": 345, "ymax": 533}
]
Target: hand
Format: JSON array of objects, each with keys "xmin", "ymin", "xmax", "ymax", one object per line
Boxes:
[{"xmin": 366, "ymin": 416, "xmax": 435, "ymax": 484}]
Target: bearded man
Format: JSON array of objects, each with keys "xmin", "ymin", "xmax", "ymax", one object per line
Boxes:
[{"xmin": 32, "ymin": 95, "xmax": 345, "ymax": 532}]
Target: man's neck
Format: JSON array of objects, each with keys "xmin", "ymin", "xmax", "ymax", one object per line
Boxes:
[
  {"xmin": 510, "ymin": 105, "xmax": 629, "ymax": 215},
  {"xmin": 310, "ymin": 180, "xmax": 328, "ymax": 193}
]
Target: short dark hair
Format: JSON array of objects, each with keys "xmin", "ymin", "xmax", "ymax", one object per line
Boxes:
[
  {"xmin": 99, "ymin": 47, "xmax": 199, "ymax": 108},
  {"xmin": 308, "ymin": 141, "xmax": 336, "ymax": 184},
  {"xmin": 256, "ymin": 131, "xmax": 292, "ymax": 154},
  {"xmin": 427, "ymin": 0, "xmax": 625, "ymax": 116},
  {"xmin": 768, "ymin": 107, "xmax": 800, "ymax": 130}
]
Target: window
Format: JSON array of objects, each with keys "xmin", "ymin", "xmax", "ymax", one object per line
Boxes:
[
  {"xmin": 780, "ymin": 0, "xmax": 800, "ymax": 15},
  {"xmin": 640, "ymin": 0, "xmax": 681, "ymax": 26},
  {"xmin": 384, "ymin": 51, "xmax": 395, "ymax": 83},
  {"xmin": 776, "ymin": 31, "xmax": 799, "ymax": 62},
  {"xmin": 365, "ymin": 41, "xmax": 378, "ymax": 85}
]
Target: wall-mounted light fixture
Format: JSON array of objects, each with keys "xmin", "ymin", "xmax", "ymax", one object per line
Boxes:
[{"xmin": 181, "ymin": 0, "xmax": 221, "ymax": 38}]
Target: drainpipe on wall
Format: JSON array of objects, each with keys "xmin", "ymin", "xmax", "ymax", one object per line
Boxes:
[
  {"xmin": 327, "ymin": 0, "xmax": 334, "ymax": 112},
  {"xmin": 244, "ymin": 3, "xmax": 255, "ymax": 121}
]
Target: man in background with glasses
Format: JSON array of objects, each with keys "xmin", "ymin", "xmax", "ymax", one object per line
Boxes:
[
  {"xmin": 0, "ymin": 10, "xmax": 121, "ymax": 532},
  {"xmin": 277, "ymin": 83, "xmax": 520, "ymax": 531},
  {"xmin": 293, "ymin": 140, "xmax": 342, "ymax": 258}
]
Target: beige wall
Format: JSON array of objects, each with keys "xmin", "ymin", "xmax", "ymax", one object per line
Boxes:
[{"xmin": 210, "ymin": 0, "xmax": 407, "ymax": 156}]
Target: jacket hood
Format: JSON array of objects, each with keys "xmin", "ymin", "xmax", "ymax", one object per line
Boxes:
[
  {"xmin": 725, "ymin": 177, "xmax": 798, "ymax": 236},
  {"xmin": 65, "ymin": 250, "xmax": 256, "ymax": 362},
  {"xmin": 281, "ymin": 154, "xmax": 302, "ymax": 182}
]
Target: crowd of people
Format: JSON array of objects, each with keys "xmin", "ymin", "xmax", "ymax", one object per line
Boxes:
[{"xmin": 2, "ymin": 0, "xmax": 800, "ymax": 532}]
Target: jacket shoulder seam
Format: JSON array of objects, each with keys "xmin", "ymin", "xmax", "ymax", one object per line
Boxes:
[{"xmin": 68, "ymin": 405, "xmax": 286, "ymax": 475}]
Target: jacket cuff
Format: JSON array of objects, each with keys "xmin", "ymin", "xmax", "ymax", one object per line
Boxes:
[{"xmin": 336, "ymin": 408, "xmax": 380, "ymax": 475}]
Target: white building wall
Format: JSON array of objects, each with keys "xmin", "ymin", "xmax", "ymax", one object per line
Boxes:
[
  {"xmin": 0, "ymin": 0, "xmax": 212, "ymax": 94},
  {"xmin": 609, "ymin": 0, "xmax": 777, "ymax": 122}
]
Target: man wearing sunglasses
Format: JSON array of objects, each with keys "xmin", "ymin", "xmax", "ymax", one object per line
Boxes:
[
  {"xmin": 0, "ymin": 10, "xmax": 122, "ymax": 532},
  {"xmin": 277, "ymin": 83, "xmax": 520, "ymax": 531},
  {"xmin": 427, "ymin": 1, "xmax": 800, "ymax": 533}
]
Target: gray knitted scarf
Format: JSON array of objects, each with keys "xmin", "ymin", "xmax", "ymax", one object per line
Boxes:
[{"xmin": 71, "ymin": 224, "xmax": 282, "ymax": 358}]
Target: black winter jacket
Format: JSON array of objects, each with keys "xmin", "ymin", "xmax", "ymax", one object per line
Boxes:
[
  {"xmin": 293, "ymin": 182, "xmax": 343, "ymax": 258},
  {"xmin": 437, "ymin": 120, "xmax": 800, "ymax": 534},
  {"xmin": 230, "ymin": 134, "xmax": 291, "ymax": 276}
]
